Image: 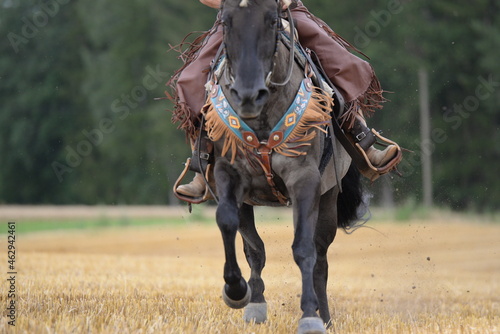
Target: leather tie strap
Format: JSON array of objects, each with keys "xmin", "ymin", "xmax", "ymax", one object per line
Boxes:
[{"xmin": 254, "ymin": 144, "xmax": 290, "ymax": 206}]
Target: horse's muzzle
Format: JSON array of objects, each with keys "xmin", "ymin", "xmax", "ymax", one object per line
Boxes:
[{"xmin": 230, "ymin": 85, "xmax": 270, "ymax": 119}]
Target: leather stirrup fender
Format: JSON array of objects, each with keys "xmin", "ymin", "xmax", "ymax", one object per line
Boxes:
[{"xmin": 189, "ymin": 131, "xmax": 214, "ymax": 174}]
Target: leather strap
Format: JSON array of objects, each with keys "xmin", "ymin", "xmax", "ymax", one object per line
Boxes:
[
  {"xmin": 349, "ymin": 119, "xmax": 376, "ymax": 151},
  {"xmin": 254, "ymin": 145, "xmax": 290, "ymax": 205},
  {"xmin": 330, "ymin": 112, "xmax": 376, "ymax": 179},
  {"xmin": 189, "ymin": 131, "xmax": 214, "ymax": 173}
]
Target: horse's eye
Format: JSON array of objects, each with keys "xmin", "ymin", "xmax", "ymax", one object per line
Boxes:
[{"xmin": 268, "ymin": 16, "xmax": 278, "ymax": 28}]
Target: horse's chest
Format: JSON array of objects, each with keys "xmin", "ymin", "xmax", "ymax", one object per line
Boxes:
[{"xmin": 231, "ymin": 155, "xmax": 290, "ymax": 201}]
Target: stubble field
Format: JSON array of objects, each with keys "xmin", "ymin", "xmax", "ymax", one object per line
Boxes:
[{"xmin": 0, "ymin": 206, "xmax": 498, "ymax": 333}]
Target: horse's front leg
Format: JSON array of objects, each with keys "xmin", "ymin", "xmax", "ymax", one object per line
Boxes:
[
  {"xmin": 214, "ymin": 160, "xmax": 251, "ymax": 309},
  {"xmin": 285, "ymin": 167, "xmax": 326, "ymax": 334},
  {"xmin": 314, "ymin": 186, "xmax": 339, "ymax": 327},
  {"xmin": 239, "ymin": 203, "xmax": 268, "ymax": 323}
]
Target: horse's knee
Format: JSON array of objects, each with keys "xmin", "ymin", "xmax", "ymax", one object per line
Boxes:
[
  {"xmin": 292, "ymin": 241, "xmax": 317, "ymax": 268},
  {"xmin": 216, "ymin": 201, "xmax": 239, "ymax": 231}
]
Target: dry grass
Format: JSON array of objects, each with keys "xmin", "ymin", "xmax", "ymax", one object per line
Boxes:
[{"xmin": 1, "ymin": 208, "xmax": 499, "ymax": 333}]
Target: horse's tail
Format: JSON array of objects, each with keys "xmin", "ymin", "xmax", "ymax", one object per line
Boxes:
[{"xmin": 337, "ymin": 163, "xmax": 371, "ymax": 232}]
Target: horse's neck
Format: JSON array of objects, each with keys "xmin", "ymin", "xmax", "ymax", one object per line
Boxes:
[{"xmin": 218, "ymin": 41, "xmax": 302, "ymax": 141}]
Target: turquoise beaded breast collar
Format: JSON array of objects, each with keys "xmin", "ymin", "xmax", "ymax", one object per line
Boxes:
[{"xmin": 208, "ymin": 77, "xmax": 314, "ymax": 152}]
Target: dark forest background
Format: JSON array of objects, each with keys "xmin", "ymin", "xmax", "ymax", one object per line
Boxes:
[{"xmin": 1, "ymin": 0, "xmax": 499, "ymax": 211}]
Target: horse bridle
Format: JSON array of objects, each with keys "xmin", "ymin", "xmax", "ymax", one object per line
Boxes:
[
  {"xmin": 221, "ymin": 0, "xmax": 296, "ymax": 88},
  {"xmin": 267, "ymin": 5, "xmax": 296, "ymax": 87},
  {"xmin": 195, "ymin": 0, "xmax": 298, "ymax": 206}
]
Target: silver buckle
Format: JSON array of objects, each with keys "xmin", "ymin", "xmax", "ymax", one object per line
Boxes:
[
  {"xmin": 355, "ymin": 132, "xmax": 367, "ymax": 142},
  {"xmin": 199, "ymin": 152, "xmax": 210, "ymax": 160}
]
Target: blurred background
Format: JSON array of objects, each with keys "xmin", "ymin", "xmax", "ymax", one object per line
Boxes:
[{"xmin": 1, "ymin": 0, "xmax": 499, "ymax": 213}]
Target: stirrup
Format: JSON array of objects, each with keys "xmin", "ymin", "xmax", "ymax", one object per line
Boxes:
[
  {"xmin": 355, "ymin": 129, "xmax": 403, "ymax": 181},
  {"xmin": 173, "ymin": 158, "xmax": 214, "ymax": 204}
]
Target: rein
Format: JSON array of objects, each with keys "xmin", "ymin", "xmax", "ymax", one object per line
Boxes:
[{"xmin": 267, "ymin": 7, "xmax": 295, "ymax": 87}]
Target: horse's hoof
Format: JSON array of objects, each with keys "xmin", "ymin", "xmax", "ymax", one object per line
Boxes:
[
  {"xmin": 243, "ymin": 302, "xmax": 267, "ymax": 323},
  {"xmin": 222, "ymin": 282, "xmax": 251, "ymax": 309},
  {"xmin": 297, "ymin": 317, "xmax": 326, "ymax": 334}
]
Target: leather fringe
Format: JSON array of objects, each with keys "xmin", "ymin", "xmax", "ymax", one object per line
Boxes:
[
  {"xmin": 203, "ymin": 88, "xmax": 332, "ymax": 164},
  {"xmin": 202, "ymin": 100, "xmax": 240, "ymax": 164},
  {"xmin": 340, "ymin": 72, "xmax": 387, "ymax": 129},
  {"xmin": 306, "ymin": 13, "xmax": 386, "ymax": 130},
  {"xmin": 166, "ymin": 24, "xmax": 220, "ymax": 140},
  {"xmin": 273, "ymin": 88, "xmax": 332, "ymax": 157}
]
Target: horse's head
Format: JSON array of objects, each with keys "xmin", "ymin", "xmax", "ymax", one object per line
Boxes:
[{"xmin": 221, "ymin": 0, "xmax": 280, "ymax": 119}]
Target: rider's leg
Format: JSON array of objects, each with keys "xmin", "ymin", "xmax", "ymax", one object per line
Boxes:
[
  {"xmin": 292, "ymin": 2, "xmax": 373, "ymax": 104},
  {"xmin": 172, "ymin": 21, "xmax": 223, "ymax": 197},
  {"xmin": 173, "ymin": 21, "xmax": 223, "ymax": 135},
  {"xmin": 291, "ymin": 2, "xmax": 398, "ymax": 168}
]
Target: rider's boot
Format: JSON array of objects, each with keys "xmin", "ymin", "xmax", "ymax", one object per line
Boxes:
[
  {"xmin": 348, "ymin": 111, "xmax": 398, "ymax": 168},
  {"xmin": 176, "ymin": 172, "xmax": 206, "ymax": 197},
  {"xmin": 366, "ymin": 145, "xmax": 398, "ymax": 167},
  {"xmin": 175, "ymin": 136, "xmax": 212, "ymax": 198}
]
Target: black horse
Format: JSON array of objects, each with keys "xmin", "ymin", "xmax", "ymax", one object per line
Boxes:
[{"xmin": 199, "ymin": 0, "xmax": 365, "ymax": 332}]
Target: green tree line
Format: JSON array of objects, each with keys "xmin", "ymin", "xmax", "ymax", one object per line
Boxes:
[{"xmin": 0, "ymin": 0, "xmax": 498, "ymax": 210}]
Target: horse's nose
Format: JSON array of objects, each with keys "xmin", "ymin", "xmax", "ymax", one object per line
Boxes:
[
  {"xmin": 230, "ymin": 86, "xmax": 269, "ymax": 108},
  {"xmin": 255, "ymin": 88, "xmax": 270, "ymax": 105}
]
